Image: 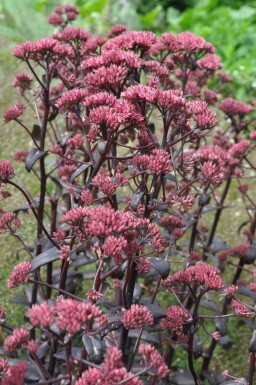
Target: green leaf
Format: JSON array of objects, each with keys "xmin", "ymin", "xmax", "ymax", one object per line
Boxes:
[
  {"xmin": 139, "ymin": 5, "xmax": 162, "ymax": 26},
  {"xmin": 79, "ymin": 0, "xmax": 109, "ymax": 17},
  {"xmin": 193, "ymin": 0, "xmax": 218, "ymax": 11},
  {"xmin": 230, "ymin": 6, "xmax": 256, "ymax": 20},
  {"xmin": 32, "ymin": 0, "xmax": 47, "ymax": 13}
]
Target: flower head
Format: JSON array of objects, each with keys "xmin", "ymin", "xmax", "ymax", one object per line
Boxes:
[
  {"xmin": 122, "ymin": 304, "xmax": 154, "ymax": 329},
  {"xmin": 220, "ymin": 98, "xmax": 252, "ymax": 116},
  {"xmin": 139, "ymin": 343, "xmax": 169, "ymax": 378},
  {"xmin": 3, "ymin": 103, "xmax": 25, "ymax": 123},
  {"xmin": 0, "ymin": 160, "xmax": 14, "ymax": 181},
  {"xmin": 4, "ymin": 328, "xmax": 30, "ymax": 352},
  {"xmin": 28, "ymin": 302, "xmax": 54, "ymax": 329},
  {"xmin": 7, "ymin": 261, "xmax": 32, "ymax": 288},
  {"xmin": 0, "ymin": 358, "xmax": 10, "ymax": 379}
]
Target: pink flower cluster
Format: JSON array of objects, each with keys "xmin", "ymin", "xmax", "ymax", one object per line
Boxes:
[
  {"xmin": 7, "ymin": 261, "xmax": 32, "ymax": 288},
  {"xmin": 12, "ymin": 72, "xmax": 32, "ymax": 93},
  {"xmin": 62, "ymin": 206, "xmax": 164, "ymax": 254},
  {"xmin": 48, "ymin": 5, "xmax": 79, "ymax": 26},
  {"xmin": 231, "ymin": 299, "xmax": 249, "ymax": 316},
  {"xmin": 3, "ymin": 103, "xmax": 24, "ymax": 123},
  {"xmin": 220, "ymin": 98, "xmax": 253, "ymax": 116},
  {"xmin": 163, "ymin": 262, "xmax": 223, "ymax": 292},
  {"xmin": 161, "ymin": 305, "xmax": 190, "ymax": 341},
  {"xmin": 122, "ymin": 304, "xmax": 154, "ymax": 329},
  {"xmin": 28, "ymin": 297, "xmax": 102, "ymax": 335},
  {"xmin": 102, "ymin": 235, "xmax": 127, "ymax": 265},
  {"xmin": 75, "ymin": 346, "xmax": 143, "ymax": 385},
  {"xmin": 56, "ymin": 89, "xmax": 87, "ymax": 113},
  {"xmin": 133, "ymin": 148, "xmax": 170, "ymax": 175},
  {"xmin": 0, "ymin": 212, "xmax": 21, "ymax": 233},
  {"xmin": 14, "ymin": 150, "xmax": 29, "ymax": 163},
  {"xmin": 218, "ymin": 243, "xmax": 249, "ymax": 262},
  {"xmin": 139, "ymin": 343, "xmax": 169, "ymax": 377},
  {"xmin": 92, "ymin": 169, "xmax": 128, "ymax": 196},
  {"xmin": 2, "ymin": 362, "xmax": 27, "ymax": 385},
  {"xmin": 4, "ymin": 328, "xmax": 30, "ymax": 352},
  {"xmin": 0, "ymin": 358, "xmax": 10, "ymax": 379}
]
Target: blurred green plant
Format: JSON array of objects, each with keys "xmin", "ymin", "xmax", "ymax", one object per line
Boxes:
[
  {"xmin": 166, "ymin": 0, "xmax": 256, "ymax": 99},
  {"xmin": 0, "ymin": 0, "xmax": 256, "ymax": 98}
]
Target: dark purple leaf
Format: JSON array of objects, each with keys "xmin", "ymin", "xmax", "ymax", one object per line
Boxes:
[
  {"xmin": 128, "ymin": 329, "xmax": 158, "ymax": 344},
  {"xmin": 36, "ymin": 344, "xmax": 50, "ymax": 360},
  {"xmin": 217, "ymin": 335, "xmax": 232, "ymax": 349},
  {"xmin": 70, "ymin": 164, "xmax": 90, "ymax": 182},
  {"xmin": 13, "ymin": 203, "xmax": 33, "ymax": 215},
  {"xmin": 25, "ymin": 147, "xmax": 46, "ymax": 172},
  {"xmin": 244, "ymin": 242, "xmax": 256, "ymax": 264},
  {"xmin": 248, "ymin": 330, "xmax": 256, "ymax": 352},
  {"xmin": 193, "ymin": 335, "xmax": 203, "ymax": 358},
  {"xmin": 143, "ymin": 302, "xmax": 166, "ymax": 319},
  {"xmin": 31, "ymin": 124, "xmax": 41, "ymax": 142},
  {"xmin": 72, "ymin": 254, "xmax": 96, "ymax": 268},
  {"xmin": 82, "ymin": 335, "xmax": 104, "ymax": 364},
  {"xmin": 82, "ymin": 270, "xmax": 97, "ymax": 279},
  {"xmin": 25, "ymin": 285, "xmax": 44, "ymax": 304},
  {"xmin": 10, "ymin": 295, "xmax": 30, "ymax": 306},
  {"xmin": 31, "ymin": 246, "xmax": 59, "ymax": 271},
  {"xmin": 168, "ymin": 369, "xmax": 197, "ymax": 384},
  {"xmin": 238, "ymin": 285, "xmax": 256, "ymax": 300},
  {"xmin": 214, "ymin": 317, "xmax": 227, "ymax": 336},
  {"xmin": 109, "ymin": 260, "xmax": 128, "ymax": 279},
  {"xmin": 200, "ymin": 300, "xmax": 219, "ymax": 312},
  {"xmin": 199, "ymin": 193, "xmax": 211, "ymax": 206},
  {"xmin": 97, "ymin": 141, "xmax": 107, "ymax": 155},
  {"xmin": 210, "ymin": 238, "xmax": 228, "ymax": 253},
  {"xmin": 58, "ymin": 132, "xmax": 73, "ymax": 146},
  {"xmin": 151, "ymin": 257, "xmax": 170, "ymax": 279},
  {"xmin": 48, "ymin": 106, "xmax": 59, "ymax": 121},
  {"xmin": 130, "ymin": 190, "xmax": 144, "ymax": 212},
  {"xmin": 49, "ymin": 175, "xmax": 64, "ymax": 200},
  {"xmin": 54, "ymin": 347, "xmax": 82, "ymax": 361},
  {"xmin": 201, "ymin": 369, "xmax": 228, "ymax": 385}
]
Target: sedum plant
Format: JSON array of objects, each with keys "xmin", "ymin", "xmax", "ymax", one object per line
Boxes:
[{"xmin": 1, "ymin": 4, "xmax": 256, "ymax": 385}]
